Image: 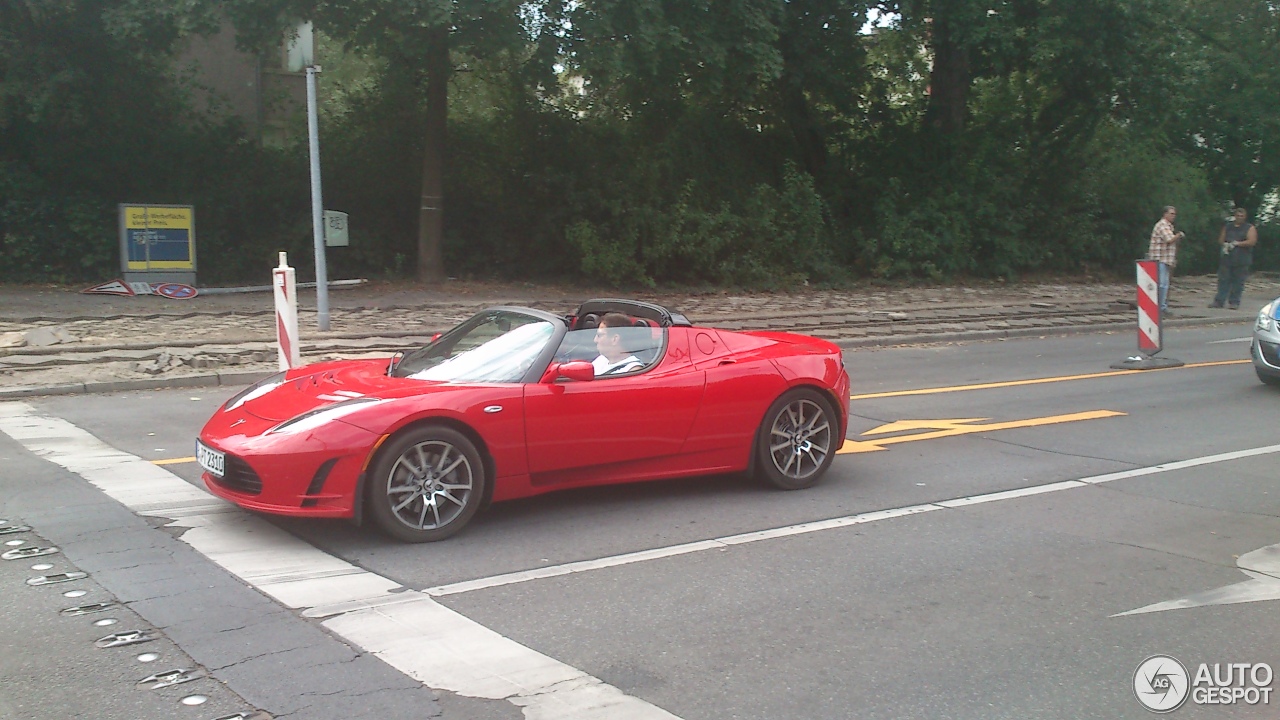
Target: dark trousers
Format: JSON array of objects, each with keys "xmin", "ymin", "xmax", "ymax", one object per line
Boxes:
[{"xmin": 1214, "ymin": 256, "xmax": 1250, "ymax": 307}]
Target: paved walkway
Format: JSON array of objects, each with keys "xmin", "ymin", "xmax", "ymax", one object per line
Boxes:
[{"xmin": 1, "ymin": 274, "xmax": 1273, "ymax": 397}]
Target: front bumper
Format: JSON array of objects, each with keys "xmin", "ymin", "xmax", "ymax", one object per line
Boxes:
[
  {"xmin": 1252, "ymin": 337, "xmax": 1280, "ymax": 379},
  {"xmin": 198, "ymin": 416, "xmax": 382, "ymax": 518}
]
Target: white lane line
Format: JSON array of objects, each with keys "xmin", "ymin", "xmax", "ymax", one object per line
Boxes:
[
  {"xmin": 424, "ymin": 443, "xmax": 1280, "ymax": 597},
  {"xmin": 1073, "ymin": 444, "xmax": 1280, "ymax": 485},
  {"xmin": 1206, "ymin": 338, "xmax": 1253, "ymax": 344},
  {"xmin": 0, "ymin": 403, "xmax": 682, "ymax": 720}
]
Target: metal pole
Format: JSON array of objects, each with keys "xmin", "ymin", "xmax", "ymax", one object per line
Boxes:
[{"xmin": 306, "ymin": 66, "xmax": 330, "ymax": 331}]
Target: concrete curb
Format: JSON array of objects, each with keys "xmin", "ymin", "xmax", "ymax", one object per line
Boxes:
[
  {"xmin": 0, "ymin": 370, "xmax": 276, "ymax": 400},
  {"xmin": 0, "ymin": 315, "xmax": 1253, "ymax": 399},
  {"xmin": 0, "ymin": 331, "xmax": 438, "ymax": 358}
]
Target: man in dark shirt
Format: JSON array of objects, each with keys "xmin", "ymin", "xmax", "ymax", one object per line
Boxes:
[{"xmin": 1210, "ymin": 208, "xmax": 1259, "ymax": 310}]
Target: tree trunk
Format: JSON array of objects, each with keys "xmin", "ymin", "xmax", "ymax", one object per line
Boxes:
[
  {"xmin": 780, "ymin": 71, "xmax": 827, "ymax": 178},
  {"xmin": 925, "ymin": 13, "xmax": 970, "ymax": 134},
  {"xmin": 417, "ymin": 26, "xmax": 449, "ymax": 283}
]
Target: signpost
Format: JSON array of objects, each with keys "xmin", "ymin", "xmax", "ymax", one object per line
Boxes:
[
  {"xmin": 118, "ymin": 204, "xmax": 196, "ymax": 285},
  {"xmin": 306, "ymin": 66, "xmax": 330, "ymax": 331},
  {"xmin": 1110, "ymin": 260, "xmax": 1183, "ymax": 370}
]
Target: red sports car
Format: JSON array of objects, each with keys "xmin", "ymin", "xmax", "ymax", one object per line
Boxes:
[{"xmin": 196, "ymin": 299, "xmax": 850, "ymax": 542}]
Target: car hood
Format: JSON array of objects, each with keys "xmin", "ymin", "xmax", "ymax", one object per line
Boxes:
[{"xmin": 239, "ymin": 359, "xmax": 467, "ymax": 422}]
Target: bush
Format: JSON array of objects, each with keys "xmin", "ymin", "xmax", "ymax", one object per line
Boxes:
[{"xmin": 566, "ymin": 165, "xmax": 839, "ymax": 288}]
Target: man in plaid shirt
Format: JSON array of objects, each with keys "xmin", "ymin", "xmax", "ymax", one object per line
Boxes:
[{"xmin": 1148, "ymin": 206, "xmax": 1185, "ymax": 313}]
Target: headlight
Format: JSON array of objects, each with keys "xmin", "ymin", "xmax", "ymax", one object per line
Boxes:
[
  {"xmin": 224, "ymin": 371, "xmax": 287, "ymax": 411},
  {"xmin": 269, "ymin": 398, "xmax": 383, "ymax": 434},
  {"xmin": 1258, "ymin": 301, "xmax": 1278, "ymax": 333}
]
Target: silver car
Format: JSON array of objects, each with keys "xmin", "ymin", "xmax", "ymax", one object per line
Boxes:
[{"xmin": 1252, "ymin": 296, "xmax": 1280, "ymax": 386}]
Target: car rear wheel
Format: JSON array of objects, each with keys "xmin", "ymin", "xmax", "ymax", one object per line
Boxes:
[
  {"xmin": 755, "ymin": 389, "xmax": 837, "ymax": 490},
  {"xmin": 367, "ymin": 425, "xmax": 486, "ymax": 542}
]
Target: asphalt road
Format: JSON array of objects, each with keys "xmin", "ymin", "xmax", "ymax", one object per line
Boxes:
[{"xmin": 3, "ymin": 323, "xmax": 1278, "ymax": 719}]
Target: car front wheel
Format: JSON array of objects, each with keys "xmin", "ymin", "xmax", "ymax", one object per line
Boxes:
[
  {"xmin": 367, "ymin": 425, "xmax": 486, "ymax": 542},
  {"xmin": 756, "ymin": 389, "xmax": 838, "ymax": 490}
]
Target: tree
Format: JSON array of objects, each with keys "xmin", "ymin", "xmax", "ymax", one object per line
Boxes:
[
  {"xmin": 224, "ymin": 0, "xmax": 536, "ymax": 282},
  {"xmin": 1165, "ymin": 0, "xmax": 1280, "ymax": 212},
  {"xmin": 0, "ymin": 0, "xmax": 230, "ymax": 281}
]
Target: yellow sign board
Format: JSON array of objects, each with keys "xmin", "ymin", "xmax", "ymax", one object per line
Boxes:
[{"xmin": 118, "ymin": 204, "xmax": 195, "ymax": 272}]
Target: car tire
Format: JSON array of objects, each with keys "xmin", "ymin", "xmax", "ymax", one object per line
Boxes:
[
  {"xmin": 755, "ymin": 388, "xmax": 838, "ymax": 491},
  {"xmin": 1258, "ymin": 369, "xmax": 1280, "ymax": 387},
  {"xmin": 367, "ymin": 425, "xmax": 486, "ymax": 542}
]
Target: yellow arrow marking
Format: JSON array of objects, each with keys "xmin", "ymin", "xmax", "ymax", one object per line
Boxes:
[
  {"xmin": 861, "ymin": 418, "xmax": 990, "ymax": 435},
  {"xmin": 838, "ymin": 410, "xmax": 1126, "ymax": 454}
]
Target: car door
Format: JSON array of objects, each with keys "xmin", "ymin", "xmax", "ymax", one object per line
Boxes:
[
  {"xmin": 680, "ymin": 329, "xmax": 788, "ymax": 457},
  {"xmin": 523, "ymin": 328, "xmax": 702, "ymax": 482}
]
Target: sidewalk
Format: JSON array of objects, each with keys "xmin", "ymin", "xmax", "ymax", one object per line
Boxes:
[{"xmin": 1, "ymin": 274, "xmax": 1273, "ymax": 398}]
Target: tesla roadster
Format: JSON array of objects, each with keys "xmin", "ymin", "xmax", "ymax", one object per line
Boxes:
[{"xmin": 197, "ymin": 299, "xmax": 850, "ymax": 542}]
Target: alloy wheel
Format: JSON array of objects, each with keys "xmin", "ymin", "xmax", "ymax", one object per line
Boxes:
[
  {"xmin": 384, "ymin": 440, "xmax": 475, "ymax": 530},
  {"xmin": 767, "ymin": 398, "xmax": 832, "ymax": 481}
]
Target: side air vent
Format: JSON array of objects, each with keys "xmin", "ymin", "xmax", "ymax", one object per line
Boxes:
[{"xmin": 300, "ymin": 458, "xmax": 340, "ymax": 507}]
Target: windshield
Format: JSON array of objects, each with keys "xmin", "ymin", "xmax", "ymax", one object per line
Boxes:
[{"xmin": 392, "ymin": 310, "xmax": 557, "ymax": 383}]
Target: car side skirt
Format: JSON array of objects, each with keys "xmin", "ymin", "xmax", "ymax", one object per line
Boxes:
[{"xmin": 499, "ymin": 447, "xmax": 748, "ymax": 502}]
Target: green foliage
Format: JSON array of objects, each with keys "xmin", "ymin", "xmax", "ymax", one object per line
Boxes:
[
  {"xmin": 0, "ymin": 163, "xmax": 113, "ymax": 282},
  {"xmin": 4, "ymin": 0, "xmax": 1279, "ymax": 288},
  {"xmin": 1078, "ymin": 124, "xmax": 1220, "ymax": 275},
  {"xmin": 0, "ymin": 0, "xmax": 309, "ymax": 285},
  {"xmin": 1254, "ymin": 221, "xmax": 1278, "ymax": 273},
  {"xmin": 567, "ymin": 166, "xmax": 838, "ymax": 288},
  {"xmin": 1161, "ymin": 0, "xmax": 1280, "ymax": 211}
]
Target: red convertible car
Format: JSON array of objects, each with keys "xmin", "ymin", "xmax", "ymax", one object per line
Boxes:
[{"xmin": 197, "ymin": 299, "xmax": 850, "ymax": 542}]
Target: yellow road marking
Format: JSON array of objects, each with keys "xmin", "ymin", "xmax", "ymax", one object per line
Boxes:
[
  {"xmin": 860, "ymin": 418, "xmax": 990, "ymax": 434},
  {"xmin": 152, "ymin": 456, "xmax": 196, "ymax": 466},
  {"xmin": 838, "ymin": 410, "xmax": 1126, "ymax": 454},
  {"xmin": 850, "ymin": 359, "xmax": 1250, "ymax": 401}
]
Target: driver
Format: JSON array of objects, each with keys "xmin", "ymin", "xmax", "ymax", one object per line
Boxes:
[{"xmin": 592, "ymin": 313, "xmax": 645, "ymax": 376}]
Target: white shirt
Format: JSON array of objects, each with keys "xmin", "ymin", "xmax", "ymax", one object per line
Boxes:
[{"xmin": 592, "ymin": 354, "xmax": 643, "ymax": 376}]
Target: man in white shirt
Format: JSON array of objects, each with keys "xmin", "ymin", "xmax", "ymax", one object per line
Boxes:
[{"xmin": 591, "ymin": 313, "xmax": 644, "ymax": 376}]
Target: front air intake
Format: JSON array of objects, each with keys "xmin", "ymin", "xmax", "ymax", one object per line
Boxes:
[{"xmin": 215, "ymin": 454, "xmax": 263, "ymax": 495}]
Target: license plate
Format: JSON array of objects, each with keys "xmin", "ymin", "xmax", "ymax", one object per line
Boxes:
[{"xmin": 196, "ymin": 440, "xmax": 225, "ymax": 478}]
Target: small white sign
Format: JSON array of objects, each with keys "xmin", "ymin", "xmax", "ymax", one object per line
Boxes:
[{"xmin": 324, "ymin": 210, "xmax": 349, "ymax": 247}]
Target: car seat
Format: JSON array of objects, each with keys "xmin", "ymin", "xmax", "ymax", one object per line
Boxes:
[
  {"xmin": 574, "ymin": 313, "xmax": 600, "ymax": 331},
  {"xmin": 629, "ymin": 318, "xmax": 663, "ymax": 365}
]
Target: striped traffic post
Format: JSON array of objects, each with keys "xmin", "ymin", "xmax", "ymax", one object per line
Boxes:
[
  {"xmin": 1110, "ymin": 259, "xmax": 1182, "ymax": 370},
  {"xmin": 1136, "ymin": 259, "xmax": 1162, "ymax": 355},
  {"xmin": 273, "ymin": 252, "xmax": 301, "ymax": 370}
]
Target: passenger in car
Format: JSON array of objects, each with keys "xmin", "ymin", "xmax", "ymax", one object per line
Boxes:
[{"xmin": 592, "ymin": 313, "xmax": 645, "ymax": 376}]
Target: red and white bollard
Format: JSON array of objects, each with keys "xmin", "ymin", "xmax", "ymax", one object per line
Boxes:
[
  {"xmin": 273, "ymin": 252, "xmax": 301, "ymax": 370},
  {"xmin": 1136, "ymin": 259, "xmax": 1162, "ymax": 355},
  {"xmin": 1111, "ymin": 259, "xmax": 1182, "ymax": 369}
]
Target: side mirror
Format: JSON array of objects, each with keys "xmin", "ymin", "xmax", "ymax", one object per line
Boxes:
[{"xmin": 557, "ymin": 361, "xmax": 595, "ymax": 382}]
